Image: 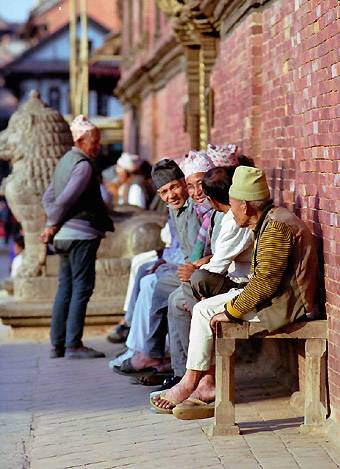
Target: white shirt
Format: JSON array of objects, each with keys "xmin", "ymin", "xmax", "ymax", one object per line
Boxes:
[
  {"xmin": 200, "ymin": 209, "xmax": 254, "ymax": 283},
  {"xmin": 11, "ymin": 253, "xmax": 23, "ymax": 278},
  {"xmin": 118, "ymin": 183, "xmax": 146, "ymax": 209}
]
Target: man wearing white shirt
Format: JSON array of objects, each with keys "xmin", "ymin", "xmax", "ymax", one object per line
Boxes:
[{"xmin": 167, "ymin": 166, "xmax": 254, "ymax": 383}]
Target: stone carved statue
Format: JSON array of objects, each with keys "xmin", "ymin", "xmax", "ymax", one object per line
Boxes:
[
  {"xmin": 0, "ymin": 91, "xmax": 165, "ymax": 331},
  {"xmin": 0, "ymin": 90, "xmax": 73, "ymax": 280}
]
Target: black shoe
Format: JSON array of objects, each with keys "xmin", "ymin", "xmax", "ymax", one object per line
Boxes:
[
  {"xmin": 65, "ymin": 346, "xmax": 105, "ymax": 359},
  {"xmin": 155, "ymin": 375, "xmax": 182, "ymax": 391},
  {"xmin": 50, "ymin": 345, "xmax": 65, "ymax": 358},
  {"xmin": 107, "ymin": 324, "xmax": 130, "ymax": 344}
]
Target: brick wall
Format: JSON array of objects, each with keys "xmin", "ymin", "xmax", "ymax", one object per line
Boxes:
[
  {"xmin": 155, "ymin": 72, "xmax": 191, "ymax": 160},
  {"xmin": 139, "ymin": 72, "xmax": 191, "ymax": 161},
  {"xmin": 123, "ymin": 72, "xmax": 190, "ymax": 161},
  {"xmin": 121, "ymin": 0, "xmax": 173, "ymax": 83},
  {"xmin": 211, "ymin": 0, "xmax": 339, "ymax": 421}
]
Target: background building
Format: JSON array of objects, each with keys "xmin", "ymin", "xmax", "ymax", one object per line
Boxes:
[
  {"xmin": 116, "ymin": 0, "xmax": 340, "ymax": 430},
  {"xmin": 0, "ymin": 0, "xmax": 123, "ymax": 170},
  {"xmin": 2, "ymin": 0, "xmax": 122, "ymax": 119}
]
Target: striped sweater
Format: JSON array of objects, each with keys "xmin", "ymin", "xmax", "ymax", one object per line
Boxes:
[{"xmin": 226, "ymin": 206, "xmax": 294, "ymax": 320}]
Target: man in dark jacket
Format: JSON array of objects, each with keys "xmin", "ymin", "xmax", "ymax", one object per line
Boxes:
[{"xmin": 41, "ymin": 115, "xmax": 114, "ymax": 359}]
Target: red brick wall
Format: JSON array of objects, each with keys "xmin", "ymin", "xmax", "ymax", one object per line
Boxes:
[
  {"xmin": 138, "ymin": 72, "xmax": 191, "ymax": 162},
  {"xmin": 124, "ymin": 72, "xmax": 190, "ymax": 161},
  {"xmin": 211, "ymin": 0, "xmax": 339, "ymax": 422},
  {"xmin": 155, "ymin": 72, "xmax": 190, "ymax": 161},
  {"xmin": 121, "ymin": 1, "xmax": 173, "ymax": 83}
]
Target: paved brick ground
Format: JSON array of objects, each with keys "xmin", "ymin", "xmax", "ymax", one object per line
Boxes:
[{"xmin": 1, "ymin": 338, "xmax": 340, "ymax": 469}]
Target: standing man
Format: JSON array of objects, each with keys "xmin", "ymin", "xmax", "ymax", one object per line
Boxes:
[{"xmin": 41, "ymin": 115, "xmax": 114, "ymax": 359}]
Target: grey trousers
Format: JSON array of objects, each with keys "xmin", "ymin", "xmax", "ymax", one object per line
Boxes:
[
  {"xmin": 168, "ymin": 283, "xmax": 194, "ymax": 377},
  {"xmin": 167, "ymin": 269, "xmax": 240, "ymax": 377},
  {"xmin": 143, "ymin": 266, "xmax": 181, "ymax": 358}
]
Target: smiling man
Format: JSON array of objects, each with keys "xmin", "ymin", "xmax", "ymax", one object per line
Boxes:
[{"xmin": 116, "ymin": 156, "xmax": 213, "ymax": 376}]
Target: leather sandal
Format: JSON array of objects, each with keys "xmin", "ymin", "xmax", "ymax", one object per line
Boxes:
[
  {"xmin": 113, "ymin": 358, "xmax": 156, "ymax": 376},
  {"xmin": 130, "ymin": 371, "xmax": 173, "ymax": 386},
  {"xmin": 149, "ymin": 391, "xmax": 177, "ymax": 414},
  {"xmin": 172, "ymin": 398, "xmax": 215, "ymax": 420}
]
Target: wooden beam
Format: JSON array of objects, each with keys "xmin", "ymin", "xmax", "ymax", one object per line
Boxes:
[
  {"xmin": 80, "ymin": 0, "xmax": 89, "ymax": 117},
  {"xmin": 69, "ymin": 0, "xmax": 77, "ymax": 117}
]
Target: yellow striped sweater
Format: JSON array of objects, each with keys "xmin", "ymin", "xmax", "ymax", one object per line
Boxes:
[{"xmin": 225, "ymin": 218, "xmax": 294, "ymax": 320}]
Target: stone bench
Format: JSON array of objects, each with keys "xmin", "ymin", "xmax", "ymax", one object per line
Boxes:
[{"xmin": 210, "ymin": 319, "xmax": 328, "ymax": 436}]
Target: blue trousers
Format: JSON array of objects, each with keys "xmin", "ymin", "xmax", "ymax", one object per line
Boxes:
[
  {"xmin": 50, "ymin": 238, "xmax": 100, "ymax": 348},
  {"xmin": 124, "ymin": 260, "xmax": 155, "ymax": 326}
]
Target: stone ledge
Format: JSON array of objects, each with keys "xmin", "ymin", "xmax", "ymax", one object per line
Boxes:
[
  {"xmin": 6, "ymin": 324, "xmax": 116, "ymax": 340},
  {"xmin": 0, "ymin": 297, "xmax": 125, "ymax": 331}
]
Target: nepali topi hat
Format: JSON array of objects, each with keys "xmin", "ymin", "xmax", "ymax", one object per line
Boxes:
[{"xmin": 151, "ymin": 158, "xmax": 185, "ymax": 190}]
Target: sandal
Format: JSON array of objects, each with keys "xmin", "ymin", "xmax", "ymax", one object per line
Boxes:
[
  {"xmin": 172, "ymin": 398, "xmax": 215, "ymax": 420},
  {"xmin": 118, "ymin": 357, "xmax": 157, "ymax": 374},
  {"xmin": 130, "ymin": 372, "xmax": 173, "ymax": 386},
  {"xmin": 149, "ymin": 391, "xmax": 177, "ymax": 414},
  {"xmin": 112, "ymin": 360, "xmax": 156, "ymax": 377}
]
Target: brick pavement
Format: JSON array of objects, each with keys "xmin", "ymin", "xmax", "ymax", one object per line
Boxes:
[{"xmin": 1, "ymin": 337, "xmax": 340, "ymax": 469}]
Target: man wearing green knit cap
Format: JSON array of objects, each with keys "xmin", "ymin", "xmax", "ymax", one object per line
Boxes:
[{"xmin": 151, "ymin": 165, "xmax": 320, "ymax": 419}]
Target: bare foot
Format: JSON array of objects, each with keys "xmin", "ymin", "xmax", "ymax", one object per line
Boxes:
[
  {"xmin": 187, "ymin": 372, "xmax": 215, "ymax": 403},
  {"xmin": 152, "ymin": 370, "xmax": 202, "ymax": 410},
  {"xmin": 131, "ymin": 352, "xmax": 161, "ymax": 370},
  {"xmin": 156, "ymin": 357, "xmax": 171, "ymax": 373}
]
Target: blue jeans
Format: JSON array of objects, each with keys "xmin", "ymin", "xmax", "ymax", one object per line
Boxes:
[{"xmin": 50, "ymin": 238, "xmax": 100, "ymax": 348}]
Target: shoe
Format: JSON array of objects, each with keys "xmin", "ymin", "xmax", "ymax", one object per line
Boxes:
[
  {"xmin": 65, "ymin": 346, "xmax": 105, "ymax": 359},
  {"xmin": 107, "ymin": 324, "xmax": 130, "ymax": 344},
  {"xmin": 155, "ymin": 374, "xmax": 182, "ymax": 391},
  {"xmin": 50, "ymin": 345, "xmax": 65, "ymax": 358}
]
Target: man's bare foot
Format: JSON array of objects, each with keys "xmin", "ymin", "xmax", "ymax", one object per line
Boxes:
[
  {"xmin": 156, "ymin": 357, "xmax": 171, "ymax": 373},
  {"xmin": 130, "ymin": 352, "xmax": 161, "ymax": 370},
  {"xmin": 187, "ymin": 372, "xmax": 215, "ymax": 403},
  {"xmin": 152, "ymin": 370, "xmax": 202, "ymax": 410}
]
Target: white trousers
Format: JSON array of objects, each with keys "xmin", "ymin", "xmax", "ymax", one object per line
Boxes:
[
  {"xmin": 123, "ymin": 250, "xmax": 157, "ymax": 311},
  {"xmin": 186, "ymin": 288, "xmax": 259, "ymax": 371}
]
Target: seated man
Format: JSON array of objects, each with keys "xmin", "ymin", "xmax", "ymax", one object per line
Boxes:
[
  {"xmin": 116, "ymin": 153, "xmax": 214, "ymax": 374},
  {"xmin": 151, "ymin": 165, "xmax": 320, "ymax": 415},
  {"xmin": 107, "ymin": 219, "xmax": 178, "ymax": 345},
  {"xmin": 167, "ymin": 165, "xmax": 254, "ymax": 385}
]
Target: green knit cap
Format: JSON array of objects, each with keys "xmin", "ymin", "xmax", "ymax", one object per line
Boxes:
[{"xmin": 229, "ymin": 166, "xmax": 270, "ymax": 201}]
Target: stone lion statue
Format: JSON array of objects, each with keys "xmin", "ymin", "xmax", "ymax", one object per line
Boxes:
[
  {"xmin": 0, "ymin": 90, "xmax": 73, "ymax": 279},
  {"xmin": 0, "ymin": 91, "xmax": 165, "ymax": 303}
]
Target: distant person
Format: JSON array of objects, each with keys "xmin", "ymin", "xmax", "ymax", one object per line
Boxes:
[
  {"xmin": 10, "ymin": 234, "xmax": 25, "ymax": 278},
  {"xmin": 115, "ymin": 153, "xmax": 155, "ymax": 209},
  {"xmin": 41, "ymin": 114, "xmax": 114, "ymax": 359}
]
